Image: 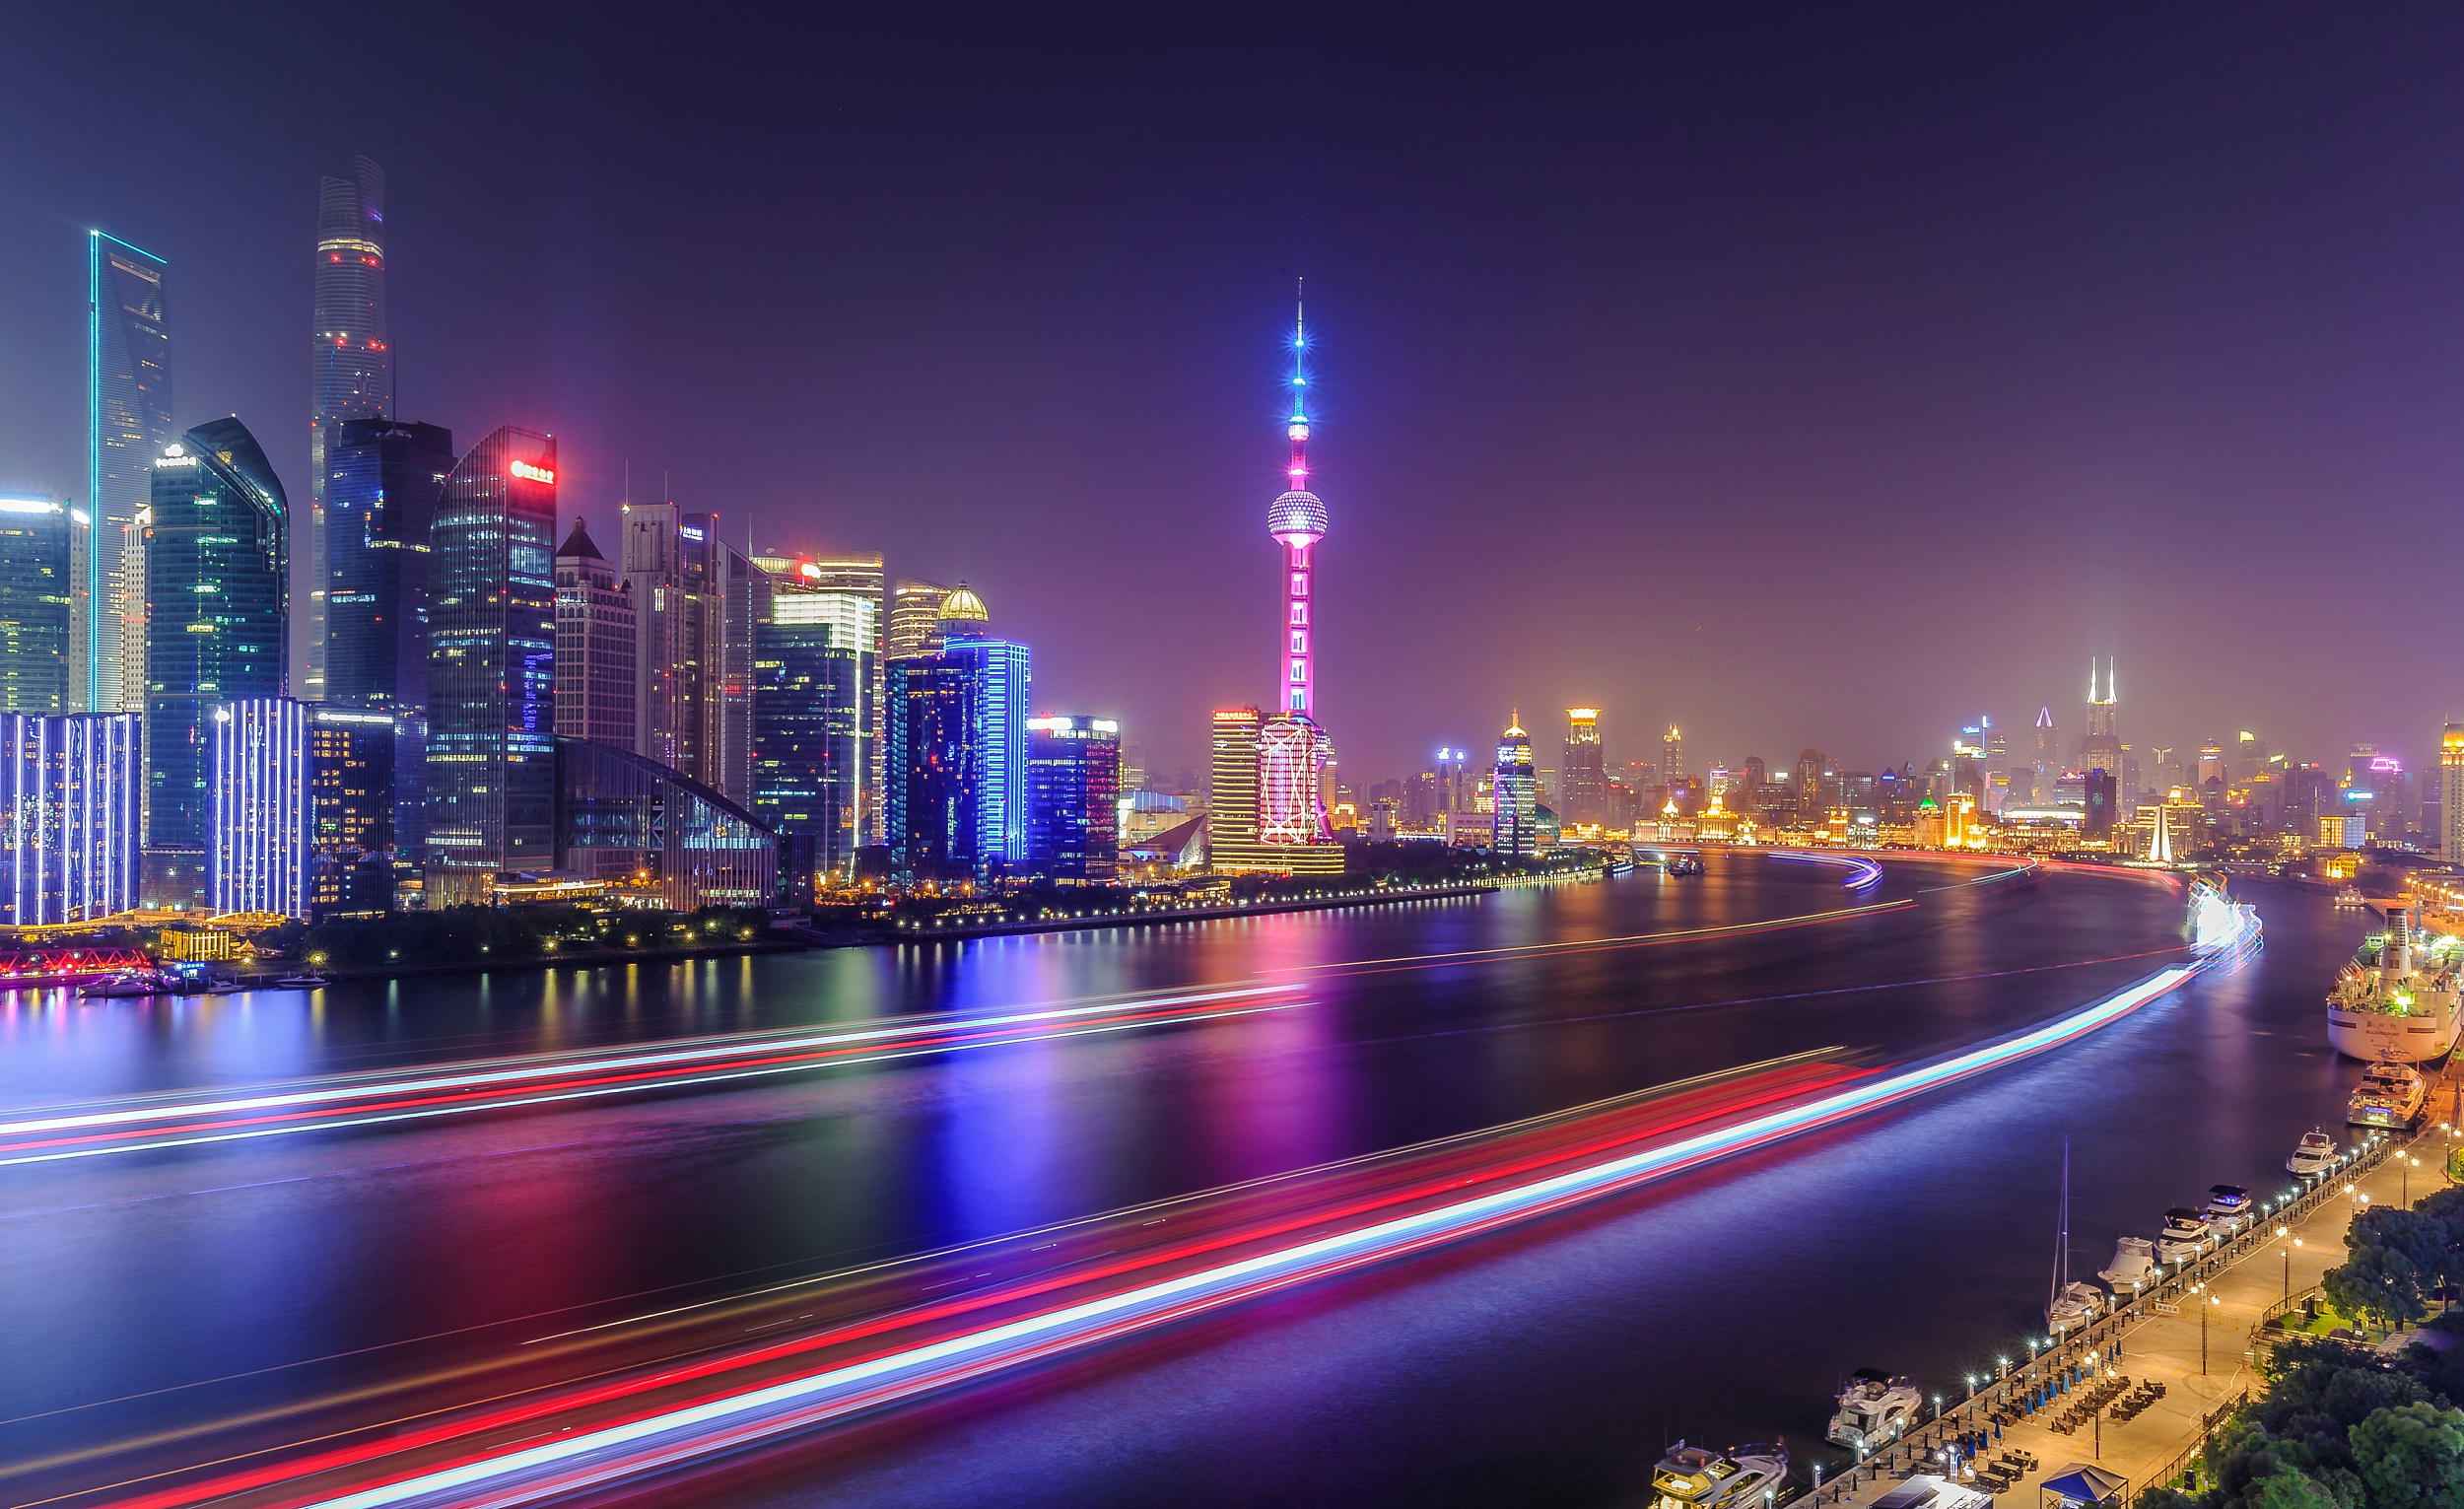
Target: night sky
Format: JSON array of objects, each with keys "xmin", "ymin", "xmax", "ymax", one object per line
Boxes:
[{"xmin": 4, "ymin": 7, "xmax": 2462, "ymax": 789}]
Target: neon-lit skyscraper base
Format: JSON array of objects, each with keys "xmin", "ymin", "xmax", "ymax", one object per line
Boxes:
[
  {"xmin": 1257, "ymin": 293, "xmax": 1338, "ymax": 854},
  {"xmin": 0, "ymin": 714, "xmax": 139, "ymax": 925}
]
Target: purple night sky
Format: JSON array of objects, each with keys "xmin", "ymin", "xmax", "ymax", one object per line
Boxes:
[{"xmin": 4, "ymin": 8, "xmax": 2462, "ymax": 788}]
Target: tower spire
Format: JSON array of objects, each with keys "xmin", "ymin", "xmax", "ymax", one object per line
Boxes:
[{"xmin": 1288, "ymin": 278, "xmax": 1309, "ymax": 493}]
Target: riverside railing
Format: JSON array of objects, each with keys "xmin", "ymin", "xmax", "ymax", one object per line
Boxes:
[{"xmin": 1803, "ymin": 1132, "xmax": 2400, "ymax": 1509}]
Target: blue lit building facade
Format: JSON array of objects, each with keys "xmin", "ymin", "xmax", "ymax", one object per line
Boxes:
[
  {"xmin": 424, "ymin": 427, "xmax": 556, "ymax": 907},
  {"xmin": 943, "ymin": 636, "xmax": 1031, "ymax": 870},
  {"xmin": 0, "ymin": 714, "xmax": 139, "ymax": 925},
  {"xmin": 1026, "ymin": 716, "xmax": 1120, "ymax": 882},
  {"xmin": 212, "ymin": 698, "xmax": 308, "ymax": 919},
  {"xmin": 885, "ymin": 655, "xmax": 976, "ymax": 882},
  {"xmin": 145, "ymin": 420, "xmax": 289, "ymax": 908},
  {"xmin": 0, "ymin": 499, "xmax": 77, "ymax": 712}
]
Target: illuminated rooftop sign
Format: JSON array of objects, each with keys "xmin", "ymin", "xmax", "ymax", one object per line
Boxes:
[{"xmin": 510, "ymin": 459, "xmax": 554, "ymax": 485}]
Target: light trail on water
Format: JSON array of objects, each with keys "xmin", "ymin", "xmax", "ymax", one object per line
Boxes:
[{"xmin": 99, "ymin": 962, "xmax": 2201, "ymax": 1509}]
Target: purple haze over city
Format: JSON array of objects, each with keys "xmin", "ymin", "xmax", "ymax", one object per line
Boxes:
[{"xmin": 3, "ymin": 7, "xmax": 2462, "ymax": 787}]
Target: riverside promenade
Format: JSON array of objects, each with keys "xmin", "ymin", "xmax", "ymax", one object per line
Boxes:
[{"xmin": 1808, "ymin": 1105, "xmax": 2443, "ymax": 1509}]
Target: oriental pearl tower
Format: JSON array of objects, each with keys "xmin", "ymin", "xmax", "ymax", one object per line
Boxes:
[{"xmin": 1258, "ymin": 288, "xmax": 1337, "ymax": 850}]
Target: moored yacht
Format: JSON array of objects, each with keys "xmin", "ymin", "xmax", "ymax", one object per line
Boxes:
[
  {"xmin": 2326, "ymin": 903, "xmax": 2460, "ymax": 1063},
  {"xmin": 2047, "ymin": 1279, "xmax": 2104, "ymax": 1332},
  {"xmin": 1826, "ymin": 1369, "xmax": 1919, "ymax": 1451},
  {"xmin": 1650, "ymin": 1442, "xmax": 1791, "ymax": 1509},
  {"xmin": 2286, "ymin": 1129, "xmax": 2340, "ymax": 1177},
  {"xmin": 2096, "ymin": 1236, "xmax": 2156, "ymax": 1289},
  {"xmin": 2348, "ymin": 1060, "xmax": 2426, "ymax": 1130},
  {"xmin": 2154, "ymin": 1207, "xmax": 2211, "ymax": 1265},
  {"xmin": 2200, "ymin": 1185, "xmax": 2252, "ymax": 1236}
]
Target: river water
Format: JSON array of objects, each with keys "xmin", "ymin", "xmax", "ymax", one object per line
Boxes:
[{"xmin": 0, "ymin": 856, "xmax": 2377, "ymax": 1507}]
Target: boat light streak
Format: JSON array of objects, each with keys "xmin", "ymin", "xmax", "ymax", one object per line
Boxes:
[
  {"xmin": 258, "ymin": 965, "xmax": 2198, "ymax": 1509},
  {"xmin": 1767, "ymin": 851, "xmax": 1883, "ymax": 890}
]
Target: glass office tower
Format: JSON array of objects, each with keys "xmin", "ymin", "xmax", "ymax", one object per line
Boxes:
[
  {"xmin": 322, "ymin": 417, "xmax": 448, "ymax": 711},
  {"xmin": 885, "ymin": 655, "xmax": 977, "ymax": 882},
  {"xmin": 0, "ymin": 499, "xmax": 76, "ymax": 711},
  {"xmin": 1025, "ymin": 716, "xmax": 1121, "ymax": 882},
  {"xmin": 942, "ymin": 636, "xmax": 1031, "ymax": 870},
  {"xmin": 144, "ymin": 420, "xmax": 289, "ymax": 906},
  {"xmin": 307, "ymin": 157, "xmax": 391, "ymax": 703},
  {"xmin": 424, "ymin": 427, "xmax": 556, "ymax": 907},
  {"xmin": 89, "ymin": 233, "xmax": 171, "ymax": 713},
  {"xmin": 752, "ymin": 613, "xmax": 858, "ymax": 872}
]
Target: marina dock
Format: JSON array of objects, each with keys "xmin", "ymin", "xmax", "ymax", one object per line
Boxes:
[{"xmin": 1806, "ymin": 1114, "xmax": 2436, "ymax": 1509}]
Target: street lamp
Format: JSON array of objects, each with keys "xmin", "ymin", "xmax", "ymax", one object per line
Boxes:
[{"xmin": 2278, "ymin": 1225, "xmax": 2293, "ymax": 1301}]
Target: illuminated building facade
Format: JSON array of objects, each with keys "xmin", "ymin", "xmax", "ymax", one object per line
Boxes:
[
  {"xmin": 621, "ymin": 504, "xmax": 754, "ymax": 801},
  {"xmin": 145, "ymin": 421, "xmax": 290, "ymax": 908},
  {"xmin": 307, "ymin": 157, "xmax": 391, "ymax": 703},
  {"xmin": 0, "ymin": 500, "xmax": 76, "ymax": 712},
  {"xmin": 1026, "ymin": 716, "xmax": 1120, "ymax": 882},
  {"xmin": 0, "ymin": 714, "xmax": 139, "ymax": 924},
  {"xmin": 322, "ymin": 417, "xmax": 449, "ymax": 713},
  {"xmin": 89, "ymin": 233, "xmax": 171, "ymax": 715},
  {"xmin": 2084, "ymin": 769, "xmax": 2116, "ymax": 841},
  {"xmin": 2441, "ymin": 725, "xmax": 2464, "ymax": 860},
  {"xmin": 553, "ymin": 518, "xmax": 636, "ymax": 747},
  {"xmin": 1253, "ymin": 297, "xmax": 1343, "ymax": 872},
  {"xmin": 885, "ymin": 579, "xmax": 951, "ymax": 661},
  {"xmin": 942, "ymin": 634, "xmax": 1031, "ymax": 869},
  {"xmin": 1495, "ymin": 715, "xmax": 1537, "ymax": 856},
  {"xmin": 212, "ymin": 698, "xmax": 308, "ymax": 919},
  {"xmin": 1207, "ymin": 706, "xmax": 1265, "ymax": 871},
  {"xmin": 1662, "ymin": 725, "xmax": 1683, "ymax": 789},
  {"xmin": 782, "ymin": 553, "xmax": 884, "ymax": 841},
  {"xmin": 554, "ymin": 737, "xmax": 775, "ymax": 909},
  {"xmin": 308, "ymin": 706, "xmax": 396, "ymax": 918},
  {"xmin": 424, "ymin": 427, "xmax": 556, "ymax": 908},
  {"xmin": 886, "ymin": 654, "xmax": 976, "ymax": 881},
  {"xmin": 753, "ymin": 605, "xmax": 860, "ymax": 872},
  {"xmin": 1561, "ymin": 708, "xmax": 1607, "ymax": 826}
]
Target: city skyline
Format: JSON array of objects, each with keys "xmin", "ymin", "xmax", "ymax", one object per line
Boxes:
[{"xmin": 7, "ymin": 13, "xmax": 2464, "ymax": 785}]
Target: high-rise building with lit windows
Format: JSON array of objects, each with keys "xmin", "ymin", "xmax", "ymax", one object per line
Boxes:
[
  {"xmin": 1026, "ymin": 716, "xmax": 1121, "ymax": 882},
  {"xmin": 2440, "ymin": 724, "xmax": 2464, "ymax": 860},
  {"xmin": 0, "ymin": 713, "xmax": 139, "ymax": 924},
  {"xmin": 0, "ymin": 499, "xmax": 77, "ymax": 712},
  {"xmin": 307, "ymin": 157, "xmax": 391, "ymax": 704},
  {"xmin": 89, "ymin": 233, "xmax": 171, "ymax": 714},
  {"xmin": 753, "ymin": 605, "xmax": 860, "ymax": 871},
  {"xmin": 771, "ymin": 553, "xmax": 885, "ymax": 842},
  {"xmin": 424, "ymin": 427, "xmax": 556, "ymax": 907},
  {"xmin": 886, "ymin": 579, "xmax": 951, "ymax": 661},
  {"xmin": 144, "ymin": 421, "xmax": 290, "ymax": 908},
  {"xmin": 942, "ymin": 634, "xmax": 1031, "ymax": 869},
  {"xmin": 1561, "ymin": 708, "xmax": 1607, "ymax": 826},
  {"xmin": 1495, "ymin": 715, "xmax": 1537, "ymax": 856},
  {"xmin": 553, "ymin": 518, "xmax": 636, "ymax": 748},
  {"xmin": 322, "ymin": 418, "xmax": 449, "ymax": 713},
  {"xmin": 212, "ymin": 697, "xmax": 308, "ymax": 919}
]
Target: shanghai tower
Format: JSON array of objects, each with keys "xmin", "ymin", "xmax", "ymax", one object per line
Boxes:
[{"xmin": 308, "ymin": 156, "xmax": 390, "ymax": 702}]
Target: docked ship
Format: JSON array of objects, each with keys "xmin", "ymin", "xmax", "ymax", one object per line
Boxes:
[
  {"xmin": 1649, "ymin": 1442, "xmax": 1792, "ymax": 1509},
  {"xmin": 2325, "ymin": 902, "xmax": 2460, "ymax": 1063},
  {"xmin": 2349, "ymin": 1060, "xmax": 2427, "ymax": 1131}
]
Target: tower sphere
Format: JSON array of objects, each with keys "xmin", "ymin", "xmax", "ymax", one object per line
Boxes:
[{"xmin": 1268, "ymin": 488, "xmax": 1327, "ymax": 544}]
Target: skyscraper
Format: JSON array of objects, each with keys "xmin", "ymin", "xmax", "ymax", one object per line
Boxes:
[
  {"xmin": 942, "ymin": 633, "xmax": 1032, "ymax": 870},
  {"xmin": 2079, "ymin": 660, "xmax": 2123, "ymax": 793},
  {"xmin": 553, "ymin": 518, "xmax": 636, "ymax": 748},
  {"xmin": 89, "ymin": 233, "xmax": 171, "ymax": 714},
  {"xmin": 1561, "ymin": 708, "xmax": 1607, "ymax": 826},
  {"xmin": 2441, "ymin": 724, "xmax": 2464, "ymax": 860},
  {"xmin": 753, "ymin": 601, "xmax": 859, "ymax": 871},
  {"xmin": 793, "ymin": 553, "xmax": 885, "ymax": 843},
  {"xmin": 308, "ymin": 705, "xmax": 397, "ymax": 918},
  {"xmin": 1026, "ymin": 716, "xmax": 1121, "ymax": 882},
  {"xmin": 1206, "ymin": 706, "xmax": 1265, "ymax": 871},
  {"xmin": 1662, "ymin": 725, "xmax": 1683, "ymax": 789},
  {"xmin": 0, "ymin": 499, "xmax": 77, "ymax": 712},
  {"xmin": 1254, "ymin": 296, "xmax": 1342, "ymax": 872},
  {"xmin": 885, "ymin": 579, "xmax": 951, "ymax": 660},
  {"xmin": 621, "ymin": 503, "xmax": 754, "ymax": 800},
  {"xmin": 886, "ymin": 654, "xmax": 977, "ymax": 882},
  {"xmin": 322, "ymin": 417, "xmax": 450, "ymax": 712},
  {"xmin": 212, "ymin": 697, "xmax": 308, "ymax": 919},
  {"xmin": 424, "ymin": 427, "xmax": 556, "ymax": 907},
  {"xmin": 308, "ymin": 157, "xmax": 391, "ymax": 704},
  {"xmin": 144, "ymin": 421, "xmax": 290, "ymax": 907},
  {"xmin": 2031, "ymin": 706, "xmax": 2059, "ymax": 805},
  {"xmin": 1495, "ymin": 715, "xmax": 1537, "ymax": 856}
]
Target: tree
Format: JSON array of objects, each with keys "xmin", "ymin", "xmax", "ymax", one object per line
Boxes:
[
  {"xmin": 2349, "ymin": 1402, "xmax": 2464, "ymax": 1509},
  {"xmin": 2249, "ymin": 1470, "xmax": 2340, "ymax": 1509},
  {"xmin": 2325, "ymin": 1241, "xmax": 2430, "ymax": 1332}
]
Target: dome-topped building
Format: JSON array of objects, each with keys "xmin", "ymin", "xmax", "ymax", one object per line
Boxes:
[{"xmin": 936, "ymin": 582, "xmax": 989, "ymax": 635}]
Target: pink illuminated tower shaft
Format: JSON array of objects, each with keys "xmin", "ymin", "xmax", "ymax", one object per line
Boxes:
[{"xmin": 1258, "ymin": 291, "xmax": 1334, "ymax": 847}]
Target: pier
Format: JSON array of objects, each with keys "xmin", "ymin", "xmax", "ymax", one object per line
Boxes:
[{"xmin": 1807, "ymin": 1116, "xmax": 2431, "ymax": 1509}]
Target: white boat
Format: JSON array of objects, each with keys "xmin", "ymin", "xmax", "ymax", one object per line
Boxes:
[
  {"xmin": 2096, "ymin": 1236, "xmax": 2157, "ymax": 1289},
  {"xmin": 2201, "ymin": 1184, "xmax": 2253, "ymax": 1236},
  {"xmin": 2335, "ymin": 888, "xmax": 2365, "ymax": 909},
  {"xmin": 272, "ymin": 973, "xmax": 328, "ymax": 990},
  {"xmin": 2349, "ymin": 1060, "xmax": 2427, "ymax": 1130},
  {"xmin": 2326, "ymin": 903, "xmax": 2460, "ymax": 1063},
  {"xmin": 1649, "ymin": 1442, "xmax": 1791, "ymax": 1509},
  {"xmin": 2043, "ymin": 1139, "xmax": 2106, "ymax": 1334},
  {"xmin": 2286, "ymin": 1129, "xmax": 2340, "ymax": 1177},
  {"xmin": 77, "ymin": 972, "xmax": 166, "ymax": 998},
  {"xmin": 1826, "ymin": 1368, "xmax": 1920, "ymax": 1451},
  {"xmin": 2155, "ymin": 1207, "xmax": 2212, "ymax": 1264}
]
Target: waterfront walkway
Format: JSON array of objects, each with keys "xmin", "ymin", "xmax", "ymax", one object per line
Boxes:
[{"xmin": 1808, "ymin": 1109, "xmax": 2443, "ymax": 1509}]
